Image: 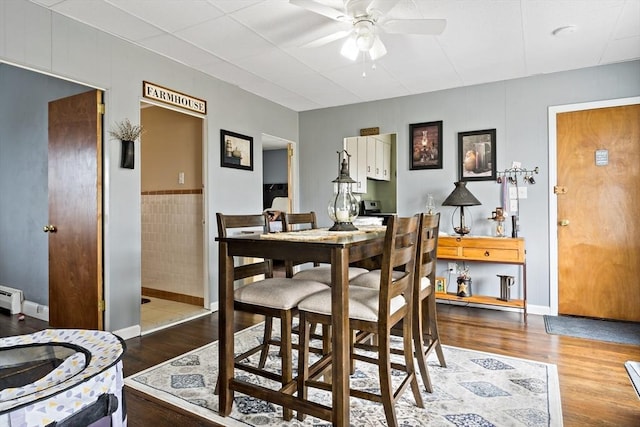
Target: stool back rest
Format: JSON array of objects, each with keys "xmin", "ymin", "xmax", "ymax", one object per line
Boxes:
[
  {"xmin": 282, "ymin": 212, "xmax": 318, "ymax": 231},
  {"xmin": 216, "ymin": 212, "xmax": 273, "ymax": 280},
  {"xmin": 378, "ymin": 214, "xmax": 420, "ymax": 319},
  {"xmin": 415, "ymin": 213, "xmax": 440, "ymax": 295},
  {"xmin": 281, "ymin": 212, "xmax": 320, "ymax": 275}
]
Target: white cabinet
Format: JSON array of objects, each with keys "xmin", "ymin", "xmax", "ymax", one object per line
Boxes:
[
  {"xmin": 381, "ymin": 140, "xmax": 391, "ymax": 181},
  {"xmin": 366, "ymin": 136, "xmax": 391, "ymax": 181},
  {"xmin": 344, "ymin": 136, "xmax": 367, "ymax": 193}
]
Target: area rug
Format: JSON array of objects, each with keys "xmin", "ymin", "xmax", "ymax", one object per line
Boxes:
[
  {"xmin": 544, "ymin": 315, "xmax": 640, "ymax": 345},
  {"xmin": 125, "ymin": 323, "xmax": 563, "ymax": 426}
]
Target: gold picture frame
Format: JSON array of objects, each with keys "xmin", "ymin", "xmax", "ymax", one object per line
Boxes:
[{"xmin": 435, "ymin": 276, "xmax": 446, "ymax": 293}]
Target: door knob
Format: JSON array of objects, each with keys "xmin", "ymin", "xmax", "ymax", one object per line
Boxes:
[
  {"xmin": 43, "ymin": 225, "xmax": 57, "ymax": 232},
  {"xmin": 559, "ymin": 219, "xmax": 570, "ymax": 227}
]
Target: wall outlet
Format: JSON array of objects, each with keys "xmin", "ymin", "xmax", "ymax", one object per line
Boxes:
[
  {"xmin": 518, "ymin": 186, "xmax": 528, "ymax": 199},
  {"xmin": 448, "ymin": 262, "xmax": 457, "ymax": 272}
]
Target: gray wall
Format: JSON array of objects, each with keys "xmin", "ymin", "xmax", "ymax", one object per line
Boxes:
[
  {"xmin": 263, "ymin": 149, "xmax": 288, "ymax": 184},
  {"xmin": 0, "ymin": 64, "xmax": 88, "ymax": 304},
  {"xmin": 1, "ymin": 0, "xmax": 299, "ymax": 332},
  {"xmin": 299, "ymin": 60, "xmax": 640, "ymax": 309}
]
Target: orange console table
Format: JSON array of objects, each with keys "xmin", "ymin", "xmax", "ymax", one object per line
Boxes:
[{"xmin": 436, "ymin": 235, "xmax": 527, "ymax": 316}]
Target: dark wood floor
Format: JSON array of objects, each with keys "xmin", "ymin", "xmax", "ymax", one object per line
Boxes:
[{"xmin": 2, "ymin": 305, "xmax": 639, "ymax": 426}]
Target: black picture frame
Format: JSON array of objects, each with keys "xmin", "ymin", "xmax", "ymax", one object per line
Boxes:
[
  {"xmin": 458, "ymin": 128, "xmax": 496, "ymax": 181},
  {"xmin": 410, "ymin": 121, "xmax": 443, "ymax": 170},
  {"xmin": 221, "ymin": 129, "xmax": 253, "ymax": 171}
]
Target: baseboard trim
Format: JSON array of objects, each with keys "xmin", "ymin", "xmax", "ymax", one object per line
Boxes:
[
  {"xmin": 209, "ymin": 301, "xmax": 219, "ymax": 312},
  {"xmin": 22, "ymin": 300, "xmax": 49, "ymax": 321},
  {"xmin": 114, "ymin": 325, "xmax": 141, "ymax": 340},
  {"xmin": 141, "ymin": 287, "xmax": 204, "ymax": 306}
]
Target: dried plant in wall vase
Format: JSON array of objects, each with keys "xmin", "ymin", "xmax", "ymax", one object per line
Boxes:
[{"xmin": 108, "ymin": 118, "xmax": 144, "ymax": 169}]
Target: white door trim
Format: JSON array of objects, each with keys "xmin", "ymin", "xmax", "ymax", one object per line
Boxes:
[{"xmin": 547, "ymin": 96, "xmax": 640, "ymax": 315}]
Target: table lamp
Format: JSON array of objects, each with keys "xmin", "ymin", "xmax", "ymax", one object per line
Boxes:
[
  {"xmin": 442, "ymin": 181, "xmax": 481, "ymax": 236},
  {"xmin": 327, "ymin": 150, "xmax": 359, "ymax": 231}
]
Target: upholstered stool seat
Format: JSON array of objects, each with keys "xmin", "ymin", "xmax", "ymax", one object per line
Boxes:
[
  {"xmin": 292, "ymin": 265, "xmax": 368, "ymax": 285},
  {"xmin": 298, "ymin": 286, "xmax": 406, "ymax": 322},
  {"xmin": 235, "ymin": 278, "xmax": 328, "ymax": 309}
]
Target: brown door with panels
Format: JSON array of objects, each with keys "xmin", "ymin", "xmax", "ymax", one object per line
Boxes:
[
  {"xmin": 557, "ymin": 103, "xmax": 640, "ymax": 321},
  {"xmin": 47, "ymin": 89, "xmax": 104, "ymax": 329}
]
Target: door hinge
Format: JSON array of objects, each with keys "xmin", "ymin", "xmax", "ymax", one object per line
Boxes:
[
  {"xmin": 98, "ymin": 103, "xmax": 105, "ymax": 115},
  {"xmin": 554, "ymin": 186, "xmax": 567, "ymax": 194},
  {"xmin": 99, "ymin": 300, "xmax": 105, "ymax": 312},
  {"xmin": 287, "ymin": 145, "xmax": 293, "ymax": 157}
]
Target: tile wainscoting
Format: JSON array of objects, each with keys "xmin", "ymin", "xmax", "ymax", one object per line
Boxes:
[{"xmin": 141, "ymin": 190, "xmax": 204, "ymax": 301}]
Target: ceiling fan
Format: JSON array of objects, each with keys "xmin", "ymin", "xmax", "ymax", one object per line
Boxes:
[{"xmin": 290, "ymin": 0, "xmax": 446, "ymax": 61}]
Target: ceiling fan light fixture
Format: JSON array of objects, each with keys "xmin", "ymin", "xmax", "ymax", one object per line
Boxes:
[
  {"xmin": 340, "ymin": 35, "xmax": 360, "ymax": 60},
  {"xmin": 368, "ymin": 35, "xmax": 387, "ymax": 60}
]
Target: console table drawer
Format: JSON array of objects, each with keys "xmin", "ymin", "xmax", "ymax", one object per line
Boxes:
[
  {"xmin": 436, "ymin": 246, "xmax": 460, "ymax": 258},
  {"xmin": 437, "ymin": 236, "xmax": 525, "ymax": 264},
  {"xmin": 462, "ymin": 247, "xmax": 521, "ymax": 263}
]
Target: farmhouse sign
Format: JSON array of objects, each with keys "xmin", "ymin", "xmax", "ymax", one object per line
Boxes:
[{"xmin": 143, "ymin": 81, "xmax": 207, "ymax": 114}]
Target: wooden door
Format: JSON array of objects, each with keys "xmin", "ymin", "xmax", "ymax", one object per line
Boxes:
[
  {"xmin": 557, "ymin": 104, "xmax": 640, "ymax": 321},
  {"xmin": 48, "ymin": 90, "xmax": 103, "ymax": 329}
]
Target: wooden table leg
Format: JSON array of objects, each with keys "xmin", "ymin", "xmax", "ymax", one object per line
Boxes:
[
  {"xmin": 218, "ymin": 242, "xmax": 234, "ymax": 416},
  {"xmin": 331, "ymin": 248, "xmax": 350, "ymax": 426}
]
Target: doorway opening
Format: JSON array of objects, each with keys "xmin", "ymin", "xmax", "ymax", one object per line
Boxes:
[
  {"xmin": 262, "ymin": 133, "xmax": 294, "ymax": 220},
  {"xmin": 139, "ymin": 102, "xmax": 209, "ymax": 333}
]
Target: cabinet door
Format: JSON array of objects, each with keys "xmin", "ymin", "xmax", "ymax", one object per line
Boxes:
[
  {"xmin": 374, "ymin": 139, "xmax": 383, "ymax": 179},
  {"xmin": 382, "ymin": 140, "xmax": 391, "ymax": 181},
  {"xmin": 366, "ymin": 136, "xmax": 376, "ymax": 178},
  {"xmin": 344, "ymin": 136, "xmax": 367, "ymax": 193}
]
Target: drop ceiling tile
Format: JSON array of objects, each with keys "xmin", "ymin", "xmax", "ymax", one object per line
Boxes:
[
  {"xmin": 49, "ymin": 0, "xmax": 163, "ymax": 41},
  {"xmin": 108, "ymin": 0, "xmax": 224, "ymax": 33},
  {"xmin": 230, "ymin": 0, "xmax": 331, "ymax": 46},
  {"xmin": 523, "ymin": 1, "xmax": 625, "ymax": 75},
  {"xmin": 324, "ymin": 63, "xmax": 410, "ymax": 103},
  {"xmin": 139, "ymin": 33, "xmax": 220, "ymax": 67},
  {"xmin": 176, "ymin": 14, "xmax": 273, "ymax": 61},
  {"xmin": 234, "ymin": 48, "xmax": 315, "ymax": 83},
  {"xmin": 614, "ymin": 0, "xmax": 640, "ymax": 39},
  {"xmin": 275, "ymin": 71, "xmax": 360, "ymax": 106},
  {"xmin": 196, "ymin": 58, "xmax": 262, "ymax": 88}
]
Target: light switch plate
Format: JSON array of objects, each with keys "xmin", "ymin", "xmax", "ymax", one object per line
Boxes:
[
  {"xmin": 509, "ymin": 187, "xmax": 518, "ymax": 199},
  {"xmin": 510, "ymin": 199, "xmax": 519, "ymax": 212}
]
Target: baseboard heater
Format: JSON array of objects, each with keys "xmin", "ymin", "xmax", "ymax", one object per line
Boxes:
[{"xmin": 0, "ymin": 285, "xmax": 23, "ymax": 314}]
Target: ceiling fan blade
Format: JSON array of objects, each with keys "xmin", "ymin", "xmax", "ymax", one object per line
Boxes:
[
  {"xmin": 302, "ymin": 30, "xmax": 352, "ymax": 48},
  {"xmin": 289, "ymin": 0, "xmax": 347, "ymax": 21},
  {"xmin": 383, "ymin": 18, "xmax": 447, "ymax": 35},
  {"xmin": 367, "ymin": 0, "xmax": 400, "ymax": 18}
]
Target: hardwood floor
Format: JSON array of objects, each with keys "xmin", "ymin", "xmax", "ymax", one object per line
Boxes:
[{"xmin": 2, "ymin": 305, "xmax": 639, "ymax": 426}]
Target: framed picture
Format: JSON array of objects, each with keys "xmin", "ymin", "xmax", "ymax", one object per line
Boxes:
[
  {"xmin": 221, "ymin": 129, "xmax": 253, "ymax": 170},
  {"xmin": 410, "ymin": 121, "xmax": 443, "ymax": 170},
  {"xmin": 435, "ymin": 277, "xmax": 446, "ymax": 293},
  {"xmin": 458, "ymin": 128, "xmax": 496, "ymax": 181}
]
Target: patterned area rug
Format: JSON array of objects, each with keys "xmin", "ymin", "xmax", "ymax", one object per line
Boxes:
[{"xmin": 125, "ymin": 323, "xmax": 563, "ymax": 426}]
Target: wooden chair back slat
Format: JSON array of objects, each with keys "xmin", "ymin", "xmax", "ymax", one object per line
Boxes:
[{"xmin": 216, "ymin": 212, "xmax": 273, "ymax": 279}]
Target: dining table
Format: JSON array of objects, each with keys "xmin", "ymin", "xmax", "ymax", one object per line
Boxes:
[{"xmin": 216, "ymin": 226, "xmax": 387, "ymax": 426}]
